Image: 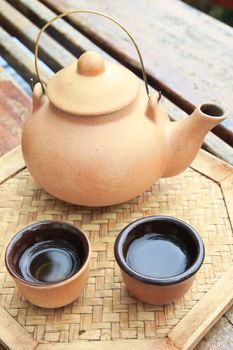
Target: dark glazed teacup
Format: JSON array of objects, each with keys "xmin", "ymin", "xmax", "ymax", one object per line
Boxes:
[
  {"xmin": 114, "ymin": 216, "xmax": 205, "ymax": 305},
  {"xmin": 5, "ymin": 221, "xmax": 90, "ymax": 308}
]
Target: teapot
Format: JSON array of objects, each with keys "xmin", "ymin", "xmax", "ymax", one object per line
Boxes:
[{"xmin": 22, "ymin": 10, "xmax": 227, "ymax": 207}]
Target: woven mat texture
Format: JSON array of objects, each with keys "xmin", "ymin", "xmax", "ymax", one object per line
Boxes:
[{"xmin": 0, "ymin": 167, "xmax": 232, "ymax": 343}]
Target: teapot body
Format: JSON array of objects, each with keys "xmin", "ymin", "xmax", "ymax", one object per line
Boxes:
[
  {"xmin": 22, "ymin": 12, "xmax": 227, "ymax": 207},
  {"xmin": 22, "ymin": 88, "xmax": 166, "ymax": 206}
]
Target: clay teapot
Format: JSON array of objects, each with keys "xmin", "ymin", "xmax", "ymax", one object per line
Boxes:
[{"xmin": 22, "ymin": 10, "xmax": 227, "ymax": 207}]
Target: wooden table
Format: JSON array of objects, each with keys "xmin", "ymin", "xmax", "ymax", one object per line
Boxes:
[{"xmin": 0, "ymin": 0, "xmax": 233, "ymax": 349}]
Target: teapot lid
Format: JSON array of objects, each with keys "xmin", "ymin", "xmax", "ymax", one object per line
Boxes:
[{"xmin": 47, "ymin": 51, "xmax": 140, "ymax": 116}]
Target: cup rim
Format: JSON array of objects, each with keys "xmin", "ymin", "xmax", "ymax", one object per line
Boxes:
[
  {"xmin": 5, "ymin": 220, "xmax": 91, "ymax": 289},
  {"xmin": 114, "ymin": 215, "xmax": 205, "ymax": 286}
]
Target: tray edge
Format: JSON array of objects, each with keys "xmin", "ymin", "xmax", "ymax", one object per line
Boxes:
[{"xmin": 0, "ymin": 146, "xmax": 25, "ymax": 184}]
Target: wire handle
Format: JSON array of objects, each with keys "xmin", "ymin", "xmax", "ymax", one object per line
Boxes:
[{"xmin": 34, "ymin": 9, "xmax": 149, "ymax": 97}]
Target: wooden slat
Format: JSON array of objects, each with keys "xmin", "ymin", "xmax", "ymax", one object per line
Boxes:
[
  {"xmin": 0, "ymin": 69, "xmax": 31, "ymax": 156},
  {"xmin": 214, "ymin": 0, "xmax": 233, "ymax": 10},
  {"xmin": 0, "ymin": 27, "xmax": 50, "ymax": 84},
  {"xmin": 36, "ymin": 339, "xmax": 178, "ymax": 350},
  {"xmin": 2, "ymin": 0, "xmax": 233, "ymax": 165},
  {"xmin": 0, "ymin": 306, "xmax": 37, "ymax": 350},
  {"xmin": 168, "ymin": 266, "xmax": 233, "ymax": 350},
  {"xmin": 40, "ymin": 0, "xmax": 233, "ymax": 145},
  {"xmin": 195, "ymin": 128, "xmax": 233, "ymax": 165},
  {"xmin": 7, "ymin": 0, "xmax": 113, "ymax": 61},
  {"xmin": 0, "ymin": 0, "xmax": 75, "ymax": 72},
  {"xmin": 0, "ymin": 146, "xmax": 25, "ymax": 184}
]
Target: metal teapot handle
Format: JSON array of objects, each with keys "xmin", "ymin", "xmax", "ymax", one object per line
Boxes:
[{"xmin": 34, "ymin": 9, "xmax": 149, "ymax": 98}]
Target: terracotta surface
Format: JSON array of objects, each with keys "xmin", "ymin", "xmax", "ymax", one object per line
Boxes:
[
  {"xmin": 121, "ymin": 271, "xmax": 195, "ymax": 305},
  {"xmin": 47, "ymin": 51, "xmax": 139, "ymax": 116},
  {"xmin": 5, "ymin": 221, "xmax": 91, "ymax": 308},
  {"xmin": 163, "ymin": 103, "xmax": 227, "ymax": 177},
  {"xmin": 114, "ymin": 216, "xmax": 204, "ymax": 305},
  {"xmin": 22, "ymin": 52, "xmax": 227, "ymax": 206},
  {"xmin": 12, "ymin": 263, "xmax": 90, "ymax": 308}
]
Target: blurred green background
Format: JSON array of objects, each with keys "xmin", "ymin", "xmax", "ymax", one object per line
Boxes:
[{"xmin": 182, "ymin": 0, "xmax": 233, "ymax": 26}]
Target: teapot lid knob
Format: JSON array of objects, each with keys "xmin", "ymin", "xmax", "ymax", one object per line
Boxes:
[
  {"xmin": 77, "ymin": 51, "xmax": 105, "ymax": 76},
  {"xmin": 47, "ymin": 50, "xmax": 139, "ymax": 115}
]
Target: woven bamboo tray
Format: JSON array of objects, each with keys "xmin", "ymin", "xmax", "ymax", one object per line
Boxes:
[{"xmin": 0, "ymin": 146, "xmax": 233, "ymax": 350}]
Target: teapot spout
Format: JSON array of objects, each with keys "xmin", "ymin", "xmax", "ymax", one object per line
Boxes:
[{"xmin": 163, "ymin": 103, "xmax": 227, "ymax": 177}]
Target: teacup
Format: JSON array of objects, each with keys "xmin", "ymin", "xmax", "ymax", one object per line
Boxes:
[
  {"xmin": 114, "ymin": 216, "xmax": 205, "ymax": 305},
  {"xmin": 5, "ymin": 221, "xmax": 90, "ymax": 308}
]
